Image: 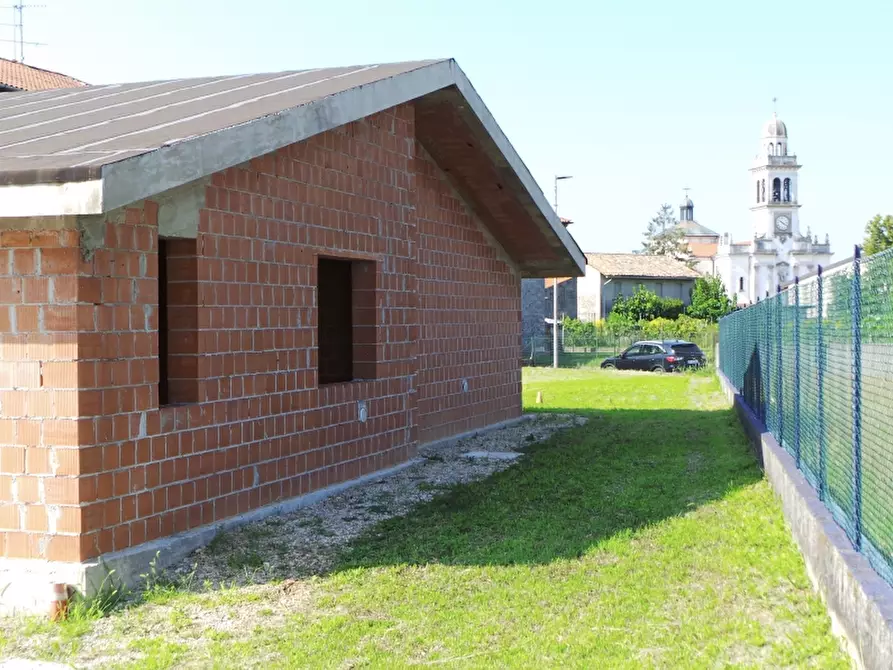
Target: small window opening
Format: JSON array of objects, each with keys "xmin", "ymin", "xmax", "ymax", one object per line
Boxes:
[
  {"xmin": 739, "ymin": 276, "xmax": 745, "ymax": 292},
  {"xmin": 158, "ymin": 237, "xmax": 199, "ymax": 406},
  {"xmin": 317, "ymin": 257, "xmax": 377, "ymax": 385}
]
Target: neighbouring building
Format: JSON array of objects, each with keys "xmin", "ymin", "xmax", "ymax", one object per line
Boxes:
[
  {"xmin": 713, "ymin": 113, "xmax": 832, "ymax": 304},
  {"xmin": 0, "ymin": 59, "xmax": 584, "ymax": 612},
  {"xmin": 676, "ymin": 196, "xmax": 720, "ymax": 276},
  {"xmin": 521, "ymin": 217, "xmax": 577, "ymax": 347},
  {"xmin": 521, "ymin": 277, "xmax": 546, "ymax": 345},
  {"xmin": 0, "ymin": 57, "xmax": 85, "ymax": 92},
  {"xmin": 576, "ymin": 254, "xmax": 701, "ymax": 321}
]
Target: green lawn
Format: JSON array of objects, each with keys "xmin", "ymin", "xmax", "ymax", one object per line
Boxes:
[{"xmin": 0, "ymin": 369, "xmax": 849, "ymax": 668}]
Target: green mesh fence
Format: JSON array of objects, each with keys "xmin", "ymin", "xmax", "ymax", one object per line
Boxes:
[{"xmin": 719, "ymin": 247, "xmax": 893, "ymax": 586}]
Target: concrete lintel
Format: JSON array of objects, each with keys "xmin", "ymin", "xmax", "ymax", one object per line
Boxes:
[
  {"xmin": 0, "ymin": 180, "xmax": 102, "ymax": 218},
  {"xmin": 718, "ymin": 370, "xmax": 893, "ymax": 670},
  {"xmin": 156, "ymin": 177, "xmax": 210, "ymax": 239}
]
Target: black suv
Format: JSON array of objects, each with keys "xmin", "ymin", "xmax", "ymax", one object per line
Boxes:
[{"xmin": 600, "ymin": 340, "xmax": 706, "ymax": 373}]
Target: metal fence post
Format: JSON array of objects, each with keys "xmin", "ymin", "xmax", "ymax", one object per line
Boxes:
[
  {"xmin": 794, "ymin": 276, "xmax": 801, "ymax": 468},
  {"xmin": 852, "ymin": 246, "xmax": 863, "ymax": 549},
  {"xmin": 764, "ymin": 296, "xmax": 772, "ymax": 428},
  {"xmin": 817, "ymin": 265, "xmax": 826, "ymax": 501},
  {"xmin": 776, "ymin": 283, "xmax": 783, "ymax": 446}
]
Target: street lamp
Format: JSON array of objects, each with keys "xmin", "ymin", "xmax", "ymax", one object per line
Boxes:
[{"xmin": 552, "ymin": 175, "xmax": 573, "ymax": 369}]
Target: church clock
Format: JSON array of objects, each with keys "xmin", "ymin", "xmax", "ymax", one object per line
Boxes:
[{"xmin": 775, "ymin": 214, "xmax": 790, "ymax": 234}]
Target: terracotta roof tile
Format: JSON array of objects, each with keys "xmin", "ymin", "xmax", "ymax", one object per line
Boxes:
[
  {"xmin": 688, "ymin": 241, "xmax": 718, "ymax": 258},
  {"xmin": 0, "ymin": 58, "xmax": 85, "ymax": 91},
  {"xmin": 544, "ymin": 277, "xmax": 573, "ymax": 288},
  {"xmin": 584, "ymin": 253, "xmax": 701, "ymax": 279}
]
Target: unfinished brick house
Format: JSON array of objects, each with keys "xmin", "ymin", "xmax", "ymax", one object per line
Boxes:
[{"xmin": 0, "ymin": 59, "xmax": 584, "ymax": 611}]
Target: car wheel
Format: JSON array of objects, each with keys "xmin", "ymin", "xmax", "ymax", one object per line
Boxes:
[
  {"xmin": 651, "ymin": 366, "xmax": 665, "ymax": 374},
  {"xmin": 602, "ymin": 363, "xmax": 616, "ymax": 370}
]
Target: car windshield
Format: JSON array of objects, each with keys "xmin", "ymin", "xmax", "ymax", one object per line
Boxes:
[{"xmin": 671, "ymin": 344, "xmax": 701, "ymax": 354}]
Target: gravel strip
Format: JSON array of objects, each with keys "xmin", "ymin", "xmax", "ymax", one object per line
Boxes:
[
  {"xmin": 0, "ymin": 413, "xmax": 585, "ymax": 669},
  {"xmin": 167, "ymin": 412, "xmax": 587, "ymax": 587}
]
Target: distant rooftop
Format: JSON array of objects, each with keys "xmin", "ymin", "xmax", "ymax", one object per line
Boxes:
[
  {"xmin": 0, "ymin": 57, "xmax": 86, "ymax": 92},
  {"xmin": 676, "ymin": 219, "xmax": 719, "ymax": 237},
  {"xmin": 585, "ymin": 253, "xmax": 701, "ymax": 280}
]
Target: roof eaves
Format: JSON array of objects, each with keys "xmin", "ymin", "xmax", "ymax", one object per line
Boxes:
[
  {"xmin": 0, "ymin": 59, "xmax": 585, "ymax": 277},
  {"xmin": 101, "ymin": 59, "xmax": 452, "ymax": 213},
  {"xmin": 448, "ymin": 62, "xmax": 584, "ymax": 275}
]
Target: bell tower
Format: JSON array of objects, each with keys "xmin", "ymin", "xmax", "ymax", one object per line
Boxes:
[{"xmin": 749, "ymin": 104, "xmax": 801, "ymax": 241}]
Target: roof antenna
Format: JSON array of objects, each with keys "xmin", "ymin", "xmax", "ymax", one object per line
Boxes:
[
  {"xmin": 0, "ymin": 3, "xmax": 46, "ymax": 62},
  {"xmin": 772, "ymin": 96, "xmax": 777, "ymax": 116}
]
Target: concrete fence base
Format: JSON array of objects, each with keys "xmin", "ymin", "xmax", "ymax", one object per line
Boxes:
[{"xmin": 717, "ymin": 370, "xmax": 893, "ymax": 669}]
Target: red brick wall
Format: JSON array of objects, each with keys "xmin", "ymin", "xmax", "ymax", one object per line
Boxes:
[
  {"xmin": 0, "ymin": 102, "xmax": 521, "ymax": 563},
  {"xmin": 0, "ymin": 229, "xmax": 91, "ymax": 562},
  {"xmin": 414, "ymin": 146, "xmax": 522, "ymax": 443}
]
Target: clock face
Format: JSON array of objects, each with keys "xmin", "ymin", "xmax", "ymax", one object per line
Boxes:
[{"xmin": 775, "ymin": 215, "xmax": 790, "ymax": 231}]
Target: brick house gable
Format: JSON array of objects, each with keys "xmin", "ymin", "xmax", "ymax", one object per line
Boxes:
[{"xmin": 0, "ymin": 61, "xmax": 579, "ymax": 612}]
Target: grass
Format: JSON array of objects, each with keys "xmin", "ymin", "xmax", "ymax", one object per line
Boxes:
[{"xmin": 0, "ymin": 368, "xmax": 849, "ymax": 668}]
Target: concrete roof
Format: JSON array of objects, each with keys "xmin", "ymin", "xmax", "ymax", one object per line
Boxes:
[
  {"xmin": 0, "ymin": 58, "xmax": 86, "ymax": 92},
  {"xmin": 585, "ymin": 253, "xmax": 701, "ymax": 279},
  {"xmin": 0, "ymin": 59, "xmax": 583, "ymax": 277}
]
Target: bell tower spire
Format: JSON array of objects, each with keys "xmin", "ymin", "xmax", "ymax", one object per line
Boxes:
[
  {"xmin": 679, "ymin": 188, "xmax": 694, "ymax": 222},
  {"xmin": 750, "ymin": 106, "xmax": 800, "ymax": 240}
]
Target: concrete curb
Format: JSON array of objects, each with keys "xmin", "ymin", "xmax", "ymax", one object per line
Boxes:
[
  {"xmin": 83, "ymin": 456, "xmax": 427, "ymax": 596},
  {"xmin": 420, "ymin": 413, "xmax": 538, "ymax": 452},
  {"xmin": 717, "ymin": 370, "xmax": 893, "ymax": 669}
]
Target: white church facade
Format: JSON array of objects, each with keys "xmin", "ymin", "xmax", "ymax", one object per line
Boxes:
[{"xmin": 713, "ymin": 113, "xmax": 833, "ymax": 305}]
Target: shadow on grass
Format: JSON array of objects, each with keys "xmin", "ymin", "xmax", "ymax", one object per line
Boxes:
[{"xmin": 335, "ymin": 406, "xmax": 761, "ymax": 570}]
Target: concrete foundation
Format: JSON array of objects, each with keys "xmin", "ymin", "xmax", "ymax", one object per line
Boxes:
[
  {"xmin": 0, "ymin": 457, "xmax": 419, "ymax": 616},
  {"xmin": 0, "ymin": 414, "xmax": 541, "ymax": 616},
  {"xmin": 718, "ymin": 370, "xmax": 893, "ymax": 669}
]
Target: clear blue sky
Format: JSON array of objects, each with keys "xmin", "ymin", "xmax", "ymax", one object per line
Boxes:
[{"xmin": 16, "ymin": 0, "xmax": 893, "ymax": 261}]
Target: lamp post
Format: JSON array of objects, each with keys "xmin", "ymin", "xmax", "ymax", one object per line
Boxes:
[{"xmin": 553, "ymin": 175, "xmax": 573, "ymax": 368}]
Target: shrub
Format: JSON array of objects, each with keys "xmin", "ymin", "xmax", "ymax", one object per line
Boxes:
[{"xmin": 610, "ymin": 286, "xmax": 683, "ymax": 322}]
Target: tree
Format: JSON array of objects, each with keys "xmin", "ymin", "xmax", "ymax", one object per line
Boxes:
[
  {"xmin": 687, "ymin": 276, "xmax": 734, "ymax": 322},
  {"xmin": 863, "ymin": 214, "xmax": 893, "ymax": 256},
  {"xmin": 642, "ymin": 203, "xmax": 691, "ymax": 263}
]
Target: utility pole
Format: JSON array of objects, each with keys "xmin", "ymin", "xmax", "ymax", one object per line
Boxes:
[{"xmin": 552, "ymin": 175, "xmax": 573, "ymax": 369}]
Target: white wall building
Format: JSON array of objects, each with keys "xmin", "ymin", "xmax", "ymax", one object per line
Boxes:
[
  {"xmin": 576, "ymin": 254, "xmax": 701, "ymax": 321},
  {"xmin": 714, "ymin": 113, "xmax": 832, "ymax": 305}
]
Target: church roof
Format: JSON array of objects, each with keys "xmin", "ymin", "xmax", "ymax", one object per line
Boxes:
[
  {"xmin": 676, "ymin": 219, "xmax": 719, "ymax": 237},
  {"xmin": 585, "ymin": 253, "xmax": 701, "ymax": 279},
  {"xmin": 763, "ymin": 113, "xmax": 787, "ymax": 138}
]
